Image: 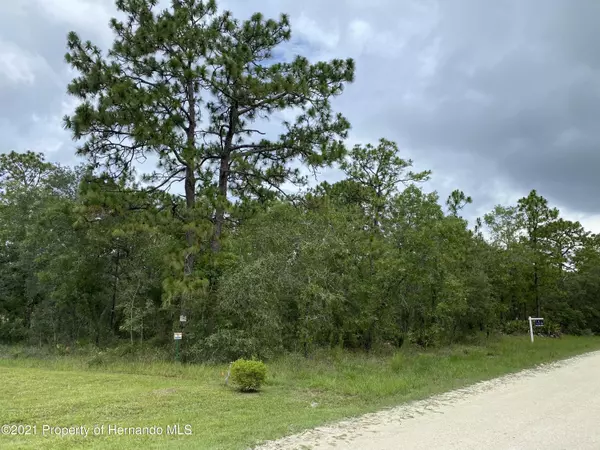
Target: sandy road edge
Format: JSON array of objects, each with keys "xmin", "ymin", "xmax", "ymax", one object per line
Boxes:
[{"xmin": 252, "ymin": 349, "xmax": 600, "ymax": 450}]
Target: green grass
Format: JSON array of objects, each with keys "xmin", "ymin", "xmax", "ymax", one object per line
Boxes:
[{"xmin": 1, "ymin": 335, "xmax": 600, "ymax": 449}]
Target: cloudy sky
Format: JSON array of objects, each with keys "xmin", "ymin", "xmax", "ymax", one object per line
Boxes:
[{"xmin": 1, "ymin": 0, "xmax": 600, "ymax": 231}]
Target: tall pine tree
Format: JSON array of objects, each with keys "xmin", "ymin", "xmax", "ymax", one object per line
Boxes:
[{"xmin": 64, "ymin": 0, "xmax": 354, "ymax": 314}]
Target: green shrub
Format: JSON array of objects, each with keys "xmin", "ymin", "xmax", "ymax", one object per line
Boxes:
[
  {"xmin": 87, "ymin": 352, "xmax": 107, "ymax": 368},
  {"xmin": 55, "ymin": 343, "xmax": 71, "ymax": 355},
  {"xmin": 536, "ymin": 321, "xmax": 562, "ymax": 338},
  {"xmin": 10, "ymin": 347, "xmax": 25, "ymax": 359},
  {"xmin": 192, "ymin": 330, "xmax": 277, "ymax": 363},
  {"xmin": 502, "ymin": 320, "xmax": 529, "ymax": 335},
  {"xmin": 390, "ymin": 353, "xmax": 404, "ymax": 373},
  {"xmin": 229, "ymin": 358, "xmax": 267, "ymax": 392},
  {"xmin": 114, "ymin": 343, "xmax": 136, "ymax": 357},
  {"xmin": 407, "ymin": 327, "xmax": 437, "ymax": 348}
]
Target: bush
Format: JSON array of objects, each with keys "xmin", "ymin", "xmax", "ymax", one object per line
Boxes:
[
  {"xmin": 87, "ymin": 352, "xmax": 107, "ymax": 368},
  {"xmin": 190, "ymin": 329, "xmax": 279, "ymax": 363},
  {"xmin": 536, "ymin": 321, "xmax": 562, "ymax": 338},
  {"xmin": 502, "ymin": 320, "xmax": 529, "ymax": 335},
  {"xmin": 390, "ymin": 353, "xmax": 404, "ymax": 373},
  {"xmin": 407, "ymin": 327, "xmax": 437, "ymax": 348},
  {"xmin": 229, "ymin": 358, "xmax": 267, "ymax": 392},
  {"xmin": 55, "ymin": 343, "xmax": 71, "ymax": 355}
]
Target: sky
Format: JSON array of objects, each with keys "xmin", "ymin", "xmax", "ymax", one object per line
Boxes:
[{"xmin": 1, "ymin": 0, "xmax": 600, "ymax": 231}]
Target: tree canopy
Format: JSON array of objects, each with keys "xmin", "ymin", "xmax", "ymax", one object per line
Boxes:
[{"xmin": 1, "ymin": 0, "xmax": 599, "ymax": 359}]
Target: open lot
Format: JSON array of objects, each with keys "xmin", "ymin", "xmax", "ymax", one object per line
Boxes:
[{"xmin": 2, "ymin": 336, "xmax": 600, "ymax": 449}]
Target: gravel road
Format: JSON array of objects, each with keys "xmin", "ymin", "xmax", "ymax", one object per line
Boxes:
[{"xmin": 256, "ymin": 351, "xmax": 600, "ymax": 450}]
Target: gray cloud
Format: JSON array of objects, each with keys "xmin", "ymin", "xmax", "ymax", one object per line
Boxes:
[
  {"xmin": 1, "ymin": 0, "xmax": 599, "ymax": 227},
  {"xmin": 343, "ymin": 0, "xmax": 600, "ymax": 220}
]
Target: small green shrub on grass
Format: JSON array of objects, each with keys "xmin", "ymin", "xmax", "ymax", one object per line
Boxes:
[
  {"xmin": 537, "ymin": 321, "xmax": 562, "ymax": 338},
  {"xmin": 87, "ymin": 352, "xmax": 107, "ymax": 368},
  {"xmin": 503, "ymin": 320, "xmax": 529, "ymax": 335},
  {"xmin": 230, "ymin": 358, "xmax": 267, "ymax": 392},
  {"xmin": 390, "ymin": 353, "xmax": 404, "ymax": 373}
]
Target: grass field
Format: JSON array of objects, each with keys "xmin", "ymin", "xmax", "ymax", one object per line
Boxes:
[{"xmin": 1, "ymin": 335, "xmax": 600, "ymax": 449}]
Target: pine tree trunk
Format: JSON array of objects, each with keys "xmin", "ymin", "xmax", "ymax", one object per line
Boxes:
[
  {"xmin": 212, "ymin": 154, "xmax": 230, "ymax": 253},
  {"xmin": 110, "ymin": 249, "xmax": 120, "ymax": 333},
  {"xmin": 211, "ymin": 105, "xmax": 237, "ymax": 253},
  {"xmin": 534, "ymin": 265, "xmax": 540, "ymax": 317},
  {"xmin": 182, "ymin": 79, "xmax": 197, "ymax": 315}
]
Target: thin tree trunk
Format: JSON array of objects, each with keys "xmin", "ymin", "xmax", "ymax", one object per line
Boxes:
[
  {"xmin": 211, "ymin": 104, "xmax": 237, "ymax": 253},
  {"xmin": 182, "ymin": 79, "xmax": 197, "ymax": 314},
  {"xmin": 532, "ymin": 228, "xmax": 541, "ymax": 318},
  {"xmin": 212, "ymin": 154, "xmax": 230, "ymax": 253},
  {"xmin": 534, "ymin": 265, "xmax": 540, "ymax": 317},
  {"xmin": 110, "ymin": 249, "xmax": 120, "ymax": 332},
  {"xmin": 129, "ymin": 279, "xmax": 141, "ymax": 344},
  {"xmin": 130, "ymin": 303, "xmax": 134, "ymax": 344}
]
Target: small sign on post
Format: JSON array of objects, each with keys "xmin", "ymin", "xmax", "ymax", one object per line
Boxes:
[
  {"xmin": 174, "ymin": 332, "xmax": 183, "ymax": 362},
  {"xmin": 180, "ymin": 315, "xmax": 187, "ymax": 323},
  {"xmin": 528, "ymin": 317, "xmax": 544, "ymax": 342}
]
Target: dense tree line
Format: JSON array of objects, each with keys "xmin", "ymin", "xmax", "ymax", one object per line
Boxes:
[{"xmin": 1, "ymin": 0, "xmax": 599, "ymax": 360}]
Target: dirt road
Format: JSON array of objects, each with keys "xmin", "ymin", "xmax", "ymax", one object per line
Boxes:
[{"xmin": 257, "ymin": 351, "xmax": 600, "ymax": 450}]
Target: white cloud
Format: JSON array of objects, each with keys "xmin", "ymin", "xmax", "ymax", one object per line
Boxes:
[
  {"xmin": 0, "ymin": 40, "xmax": 49, "ymax": 86},
  {"xmin": 464, "ymin": 89, "xmax": 493, "ymax": 106},
  {"xmin": 31, "ymin": 0, "xmax": 115, "ymax": 43},
  {"xmin": 554, "ymin": 127, "xmax": 584, "ymax": 147},
  {"xmin": 556, "ymin": 208, "xmax": 600, "ymax": 235},
  {"xmin": 294, "ymin": 13, "xmax": 340, "ymax": 52},
  {"xmin": 347, "ymin": 19, "xmax": 372, "ymax": 55},
  {"xmin": 15, "ymin": 98, "xmax": 79, "ymax": 162},
  {"xmin": 578, "ymin": 215, "xmax": 600, "ymax": 235}
]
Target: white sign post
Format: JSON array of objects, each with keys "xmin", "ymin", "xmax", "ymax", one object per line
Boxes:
[
  {"xmin": 528, "ymin": 317, "xmax": 544, "ymax": 342},
  {"xmin": 174, "ymin": 332, "xmax": 183, "ymax": 362}
]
